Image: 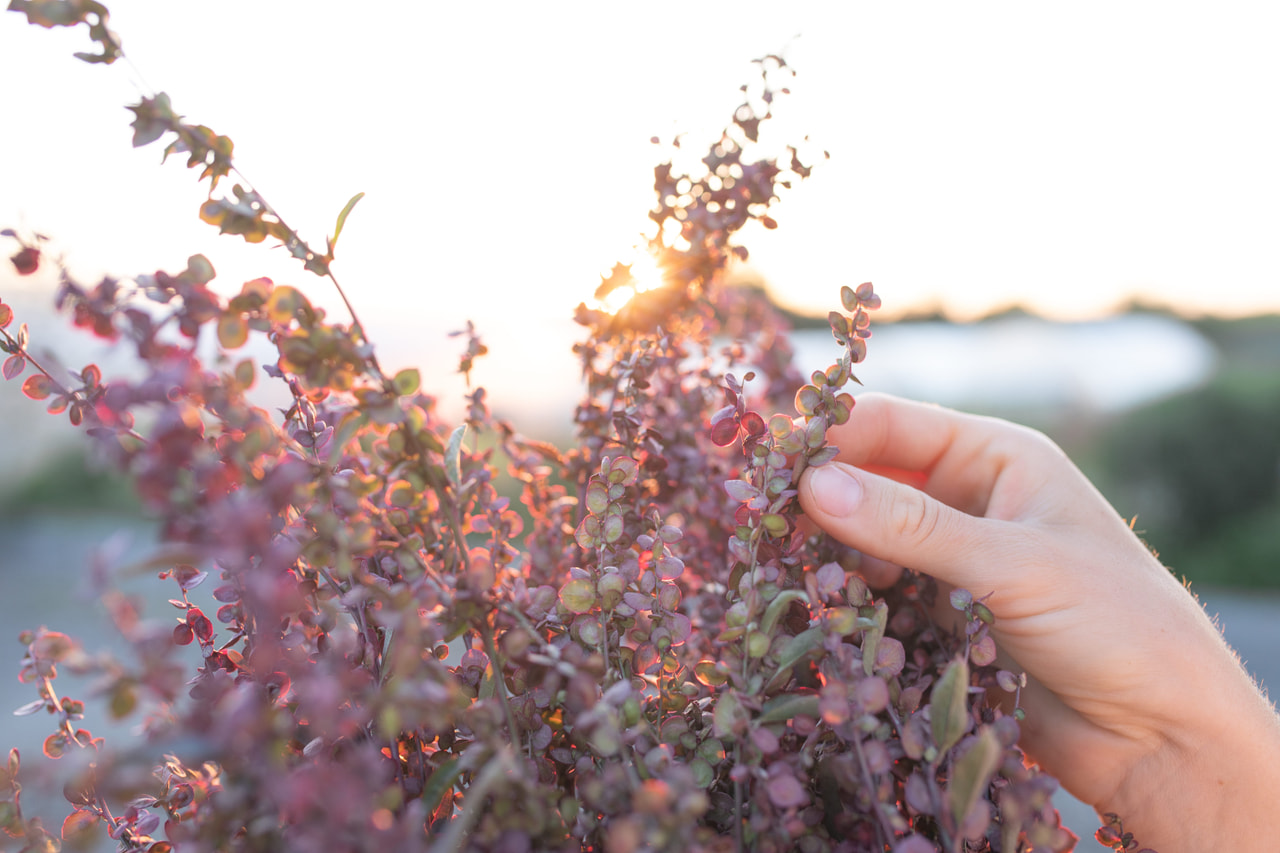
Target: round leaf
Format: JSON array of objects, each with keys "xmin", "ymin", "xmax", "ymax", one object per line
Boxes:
[
  {"xmin": 217, "ymin": 313, "xmax": 248, "ymax": 349},
  {"xmin": 22, "ymin": 373, "xmax": 53, "ymax": 400},
  {"xmin": 559, "ymin": 578, "xmax": 597, "ymax": 614},
  {"xmin": 392, "ymin": 368, "xmax": 420, "ymax": 396}
]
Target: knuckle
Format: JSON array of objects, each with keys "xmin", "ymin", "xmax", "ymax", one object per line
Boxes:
[{"xmin": 890, "ymin": 490, "xmax": 943, "ymax": 545}]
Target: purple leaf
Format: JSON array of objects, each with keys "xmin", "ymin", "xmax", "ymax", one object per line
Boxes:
[
  {"xmin": 765, "ymin": 773, "xmax": 808, "ymax": 809},
  {"xmin": 723, "ymin": 479, "xmax": 759, "ymax": 503}
]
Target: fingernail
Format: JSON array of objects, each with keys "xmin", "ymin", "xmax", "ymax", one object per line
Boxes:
[{"xmin": 808, "ymin": 464, "xmax": 863, "ymax": 516}]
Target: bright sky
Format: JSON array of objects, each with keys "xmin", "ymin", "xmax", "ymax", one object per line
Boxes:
[{"xmin": 4, "ymin": 2, "xmax": 1279, "ymax": 344}]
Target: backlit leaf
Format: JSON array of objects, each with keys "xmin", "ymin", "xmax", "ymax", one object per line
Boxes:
[
  {"xmin": 31, "ymin": 631, "xmax": 74, "ymax": 661},
  {"xmin": 22, "ymin": 373, "xmax": 53, "ymax": 400},
  {"xmin": 445, "ymin": 424, "xmax": 467, "ymax": 487},
  {"xmin": 61, "ymin": 808, "xmax": 100, "ymax": 842},
  {"xmin": 217, "ymin": 314, "xmax": 248, "ymax": 349},
  {"xmin": 559, "ymin": 578, "xmax": 596, "ymax": 614},
  {"xmin": 386, "ymin": 480, "xmax": 415, "ymax": 508},
  {"xmin": 43, "ymin": 733, "xmax": 66, "ymax": 759},
  {"xmin": 331, "ymin": 191, "xmax": 365, "ymax": 249},
  {"xmin": 392, "ymin": 367, "xmax": 420, "ymax": 396}
]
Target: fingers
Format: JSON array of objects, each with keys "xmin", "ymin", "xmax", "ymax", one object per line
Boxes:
[
  {"xmin": 827, "ymin": 393, "xmax": 1067, "ymax": 520},
  {"xmin": 800, "ymin": 461, "xmax": 1010, "ymax": 592},
  {"xmin": 825, "ymin": 393, "xmax": 971, "ymax": 472}
]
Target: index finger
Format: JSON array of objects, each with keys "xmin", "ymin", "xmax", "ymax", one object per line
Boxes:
[{"xmin": 829, "ymin": 393, "xmax": 1051, "ymax": 516}]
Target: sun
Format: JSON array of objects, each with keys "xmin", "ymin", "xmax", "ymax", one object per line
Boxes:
[{"xmin": 597, "ymin": 253, "xmax": 666, "ymax": 314}]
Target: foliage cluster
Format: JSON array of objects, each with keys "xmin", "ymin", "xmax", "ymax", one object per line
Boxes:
[{"xmin": 3, "ymin": 4, "xmax": 1097, "ymax": 852}]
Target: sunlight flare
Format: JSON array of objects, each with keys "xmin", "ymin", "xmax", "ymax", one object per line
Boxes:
[{"xmin": 597, "ymin": 253, "xmax": 667, "ymax": 314}]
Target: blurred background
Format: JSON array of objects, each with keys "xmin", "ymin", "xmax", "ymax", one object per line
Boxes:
[{"xmin": 3, "ymin": 2, "xmax": 1279, "ymax": 848}]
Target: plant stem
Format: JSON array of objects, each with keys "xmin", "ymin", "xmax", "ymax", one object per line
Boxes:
[
  {"xmin": 482, "ymin": 625, "xmax": 521, "ymax": 745},
  {"xmin": 733, "ymin": 741, "xmax": 745, "ymax": 853}
]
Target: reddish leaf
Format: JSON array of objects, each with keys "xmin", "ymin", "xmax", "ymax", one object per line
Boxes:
[
  {"xmin": 740, "ymin": 411, "xmax": 766, "ymax": 436},
  {"xmin": 172, "ymin": 623, "xmax": 194, "ymax": 646},
  {"xmin": 710, "ymin": 416, "xmax": 740, "ymax": 446},
  {"xmin": 21, "ymin": 373, "xmax": 53, "ymax": 400},
  {"xmin": 61, "ymin": 808, "xmax": 100, "ymax": 842},
  {"xmin": 0, "ymin": 303, "xmax": 11, "ymax": 327},
  {"xmin": 10, "ymin": 246, "xmax": 40, "ymax": 276},
  {"xmin": 187, "ymin": 608, "xmax": 213, "ymax": 643},
  {"xmin": 31, "ymin": 631, "xmax": 74, "ymax": 661},
  {"xmin": 173, "ymin": 564, "xmax": 207, "ymax": 591},
  {"xmin": 43, "ymin": 733, "xmax": 66, "ymax": 759}
]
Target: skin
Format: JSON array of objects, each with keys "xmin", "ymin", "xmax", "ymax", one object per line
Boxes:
[{"xmin": 797, "ymin": 393, "xmax": 1280, "ymax": 852}]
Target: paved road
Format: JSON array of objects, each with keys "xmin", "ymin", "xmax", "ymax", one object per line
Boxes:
[{"xmin": 1, "ymin": 516, "xmax": 1276, "ymax": 849}]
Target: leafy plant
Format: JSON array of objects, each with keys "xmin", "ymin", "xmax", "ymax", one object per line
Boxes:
[{"xmin": 3, "ymin": 4, "xmax": 1088, "ymax": 851}]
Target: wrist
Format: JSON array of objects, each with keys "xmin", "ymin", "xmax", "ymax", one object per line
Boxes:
[{"xmin": 1101, "ymin": 673, "xmax": 1280, "ymax": 851}]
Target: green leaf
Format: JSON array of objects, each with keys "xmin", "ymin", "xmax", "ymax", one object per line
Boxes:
[
  {"xmin": 760, "ymin": 590, "xmax": 808, "ymax": 637},
  {"xmin": 929, "ymin": 656, "xmax": 971, "ymax": 755},
  {"xmin": 392, "ymin": 367, "xmax": 420, "ymax": 396},
  {"xmin": 478, "ymin": 662, "xmax": 498, "ymax": 699},
  {"xmin": 386, "ymin": 480, "xmax": 415, "ymax": 508},
  {"xmin": 559, "ymin": 578, "xmax": 596, "ymax": 614},
  {"xmin": 757, "ymin": 692, "xmax": 819, "ymax": 724},
  {"xmin": 861, "ymin": 624, "xmax": 882, "ymax": 677},
  {"xmin": 764, "ymin": 626, "xmax": 824, "ymax": 692},
  {"xmin": 217, "ymin": 314, "xmax": 248, "ymax": 349},
  {"xmin": 949, "ymin": 725, "xmax": 1002, "ymax": 827},
  {"xmin": 445, "ymin": 424, "xmax": 467, "ymax": 487},
  {"xmin": 712, "ymin": 689, "xmax": 748, "ymax": 739},
  {"xmin": 420, "ymin": 756, "xmax": 462, "ymax": 816},
  {"xmin": 331, "ymin": 191, "xmax": 365, "ymax": 251}
]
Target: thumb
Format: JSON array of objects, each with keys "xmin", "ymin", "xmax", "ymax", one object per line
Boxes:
[{"xmin": 799, "ymin": 462, "xmax": 998, "ymax": 590}]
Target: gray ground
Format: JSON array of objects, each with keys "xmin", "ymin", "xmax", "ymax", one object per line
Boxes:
[{"xmin": 1, "ymin": 515, "xmax": 1275, "ymax": 849}]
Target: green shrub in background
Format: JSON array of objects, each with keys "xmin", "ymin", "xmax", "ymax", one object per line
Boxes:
[{"xmin": 1099, "ymin": 367, "xmax": 1280, "ymax": 589}]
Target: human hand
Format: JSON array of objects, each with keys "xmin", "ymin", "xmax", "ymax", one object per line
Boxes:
[{"xmin": 798, "ymin": 393, "xmax": 1280, "ymax": 851}]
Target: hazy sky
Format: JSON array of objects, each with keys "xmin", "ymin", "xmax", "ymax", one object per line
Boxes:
[{"xmin": 4, "ymin": 1, "xmax": 1280, "ymax": 341}]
